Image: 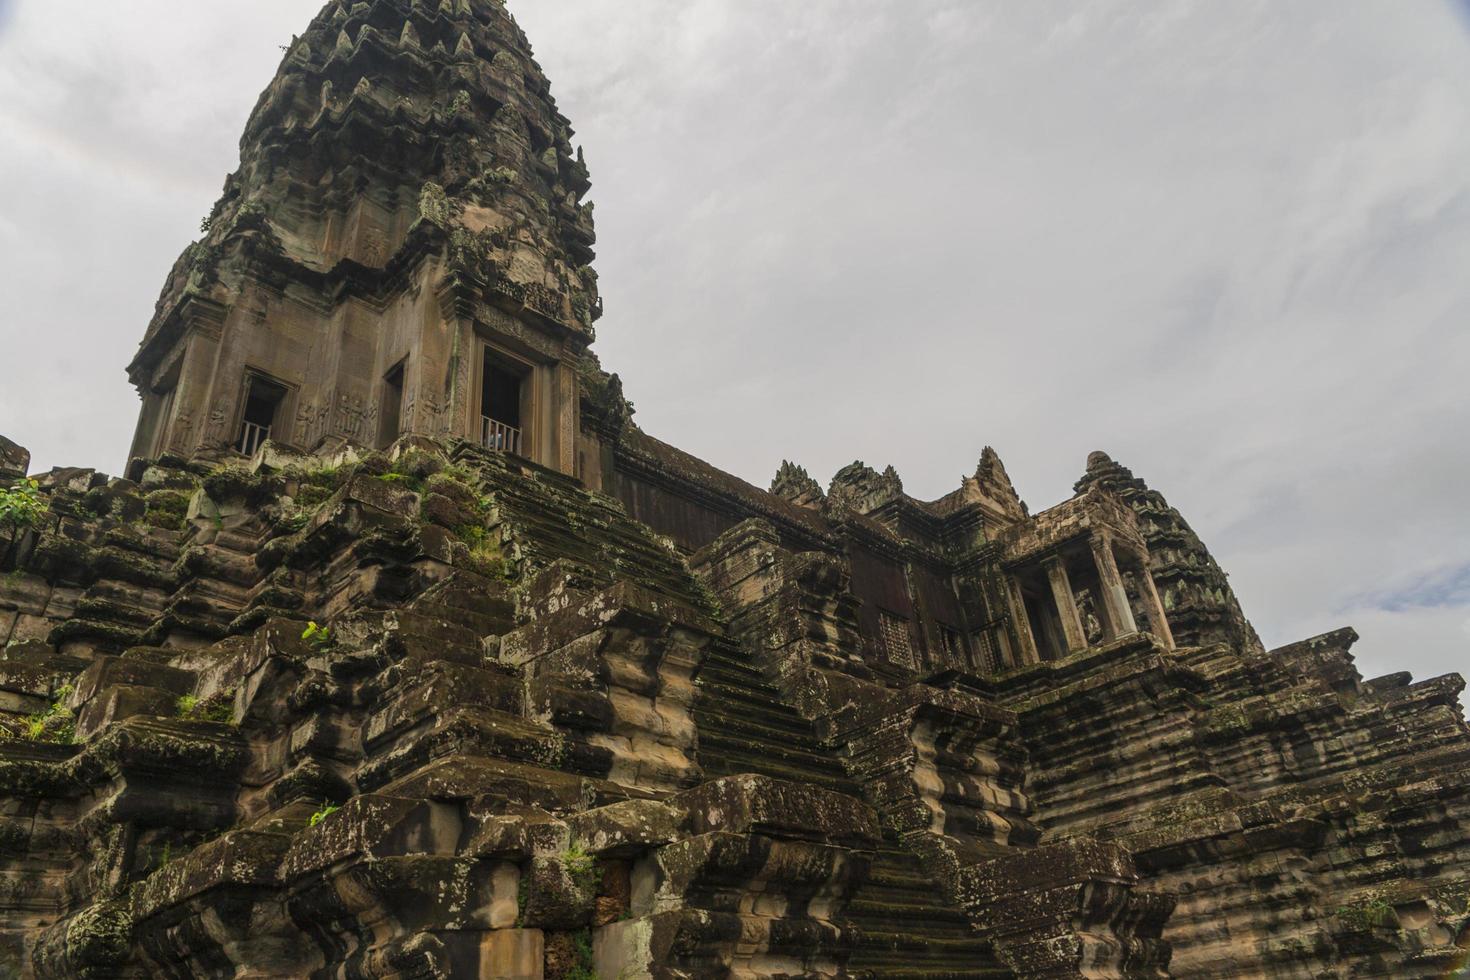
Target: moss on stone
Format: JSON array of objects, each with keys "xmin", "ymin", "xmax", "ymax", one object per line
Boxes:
[{"xmin": 1335, "ymin": 898, "xmax": 1396, "ymax": 932}]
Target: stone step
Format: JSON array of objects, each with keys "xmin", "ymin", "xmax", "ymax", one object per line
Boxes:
[
  {"xmin": 697, "ymin": 655, "xmax": 770, "ymax": 685},
  {"xmin": 694, "ymin": 729, "xmax": 851, "ymax": 790},
  {"xmin": 846, "ymin": 846, "xmax": 1008, "ymax": 978},
  {"xmin": 693, "ymin": 705, "xmax": 831, "ymax": 745},
  {"xmin": 696, "ymin": 679, "xmax": 804, "ymax": 718},
  {"xmin": 356, "ymin": 706, "xmax": 571, "ymax": 792},
  {"xmin": 691, "ymin": 674, "xmax": 820, "ymax": 722}
]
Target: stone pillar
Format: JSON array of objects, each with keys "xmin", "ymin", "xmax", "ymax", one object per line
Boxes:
[
  {"xmin": 1044, "ymin": 558, "xmax": 1088, "ymax": 655},
  {"xmin": 1090, "ymin": 535, "xmax": 1138, "ymax": 639},
  {"xmin": 1003, "ymin": 576, "xmax": 1040, "ymax": 667},
  {"xmin": 554, "ymin": 359, "xmax": 578, "ymax": 477},
  {"xmin": 1131, "ymin": 551, "xmax": 1176, "ymax": 649}
]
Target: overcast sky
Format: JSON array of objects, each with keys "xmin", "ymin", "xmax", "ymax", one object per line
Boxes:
[{"xmin": 0, "ymin": 0, "xmax": 1466, "ymax": 694}]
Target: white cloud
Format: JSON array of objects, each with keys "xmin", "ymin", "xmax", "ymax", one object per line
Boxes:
[{"xmin": 0, "ymin": 0, "xmax": 1466, "ymax": 700}]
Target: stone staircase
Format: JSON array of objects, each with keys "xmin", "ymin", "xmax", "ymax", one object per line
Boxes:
[
  {"xmin": 694, "ymin": 640, "xmax": 854, "ymax": 795},
  {"xmin": 845, "ymin": 835, "xmax": 1013, "ymax": 978}
]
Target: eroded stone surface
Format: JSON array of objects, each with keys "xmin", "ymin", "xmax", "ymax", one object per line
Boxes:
[{"xmin": 2, "ymin": 1, "xmax": 1467, "ymax": 978}]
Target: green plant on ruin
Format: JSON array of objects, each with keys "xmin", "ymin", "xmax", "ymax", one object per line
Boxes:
[
  {"xmin": 308, "ymin": 803, "xmax": 340, "ymax": 828},
  {"xmin": 188, "ymin": 240, "xmax": 224, "ymax": 288},
  {"xmin": 302, "ymin": 621, "xmax": 335, "ymax": 650},
  {"xmin": 448, "ymin": 90, "xmax": 472, "ymax": 116},
  {"xmin": 375, "ymin": 471, "xmax": 424, "ymax": 491},
  {"xmin": 296, "ymin": 460, "xmax": 345, "ymax": 491},
  {"xmin": 456, "ymin": 522, "xmax": 513, "ymax": 581},
  {"xmin": 0, "ymin": 478, "xmax": 45, "ymax": 530},
  {"xmin": 563, "ymin": 838, "xmax": 601, "ymax": 894},
  {"xmin": 436, "ymin": 462, "xmax": 480, "ymax": 487},
  {"xmin": 278, "ymin": 508, "xmax": 312, "ymax": 534},
  {"xmin": 12, "ymin": 685, "xmax": 76, "ymax": 745},
  {"xmin": 565, "ymin": 930, "xmax": 598, "ymax": 980},
  {"xmin": 143, "ymin": 489, "xmax": 190, "ymax": 532},
  {"xmin": 176, "ymin": 691, "xmax": 234, "ymax": 724}
]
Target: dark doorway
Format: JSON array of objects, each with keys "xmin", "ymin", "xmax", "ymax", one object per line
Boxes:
[
  {"xmin": 483, "ymin": 361, "xmax": 522, "ymax": 429},
  {"xmin": 379, "ymin": 361, "xmax": 406, "ymax": 448}
]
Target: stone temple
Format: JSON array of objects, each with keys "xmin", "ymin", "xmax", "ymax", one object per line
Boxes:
[{"xmin": 1, "ymin": 2, "xmax": 1467, "ymax": 977}]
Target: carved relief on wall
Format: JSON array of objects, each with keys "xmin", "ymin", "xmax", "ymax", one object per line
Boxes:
[
  {"xmin": 205, "ymin": 406, "xmax": 228, "ymax": 445},
  {"xmin": 401, "ymin": 389, "xmax": 418, "ymax": 432},
  {"xmin": 333, "ymin": 392, "xmax": 369, "ymax": 441},
  {"xmin": 361, "ymin": 227, "xmax": 388, "ymax": 267},
  {"xmin": 294, "ymin": 401, "xmax": 317, "ymax": 446},
  {"xmin": 421, "ymin": 391, "xmax": 450, "ymax": 436},
  {"xmin": 454, "ymin": 344, "xmax": 471, "ymax": 408},
  {"xmin": 301, "ymin": 398, "xmax": 333, "ymax": 448},
  {"xmin": 169, "ymin": 411, "xmax": 194, "ymax": 453}
]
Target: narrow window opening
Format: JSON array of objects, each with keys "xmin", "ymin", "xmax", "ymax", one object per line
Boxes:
[
  {"xmin": 481, "ymin": 348, "xmax": 528, "ymax": 455},
  {"xmin": 238, "ymin": 375, "xmax": 286, "ymax": 456},
  {"xmin": 379, "ymin": 361, "xmax": 406, "ymax": 448}
]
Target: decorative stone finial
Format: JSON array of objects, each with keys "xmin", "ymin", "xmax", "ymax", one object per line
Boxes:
[
  {"xmin": 959, "ymin": 446, "xmax": 1027, "ymax": 522},
  {"xmin": 827, "ymin": 461, "xmax": 903, "ymax": 515},
  {"xmin": 770, "ymin": 462, "xmax": 824, "ymax": 509},
  {"xmin": 1074, "ymin": 450, "xmax": 1137, "ymax": 494}
]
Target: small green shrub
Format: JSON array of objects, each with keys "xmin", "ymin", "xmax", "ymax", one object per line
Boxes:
[
  {"xmin": 0, "ymin": 479, "xmax": 45, "ymax": 530},
  {"xmin": 302, "ymin": 621, "xmax": 334, "ymax": 650},
  {"xmin": 438, "ymin": 463, "xmax": 478, "ymax": 485},
  {"xmin": 12, "ymin": 685, "xmax": 75, "ymax": 744},
  {"xmin": 375, "ymin": 470, "xmax": 427, "ymax": 495},
  {"xmin": 456, "ymin": 522, "xmax": 512, "ymax": 580},
  {"xmin": 298, "ymin": 464, "xmax": 343, "ymax": 491},
  {"xmin": 564, "ymin": 839, "xmax": 601, "ymax": 892},
  {"xmin": 308, "ymin": 803, "xmax": 340, "ymax": 828}
]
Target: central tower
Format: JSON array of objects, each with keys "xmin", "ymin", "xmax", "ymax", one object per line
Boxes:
[{"xmin": 125, "ymin": 0, "xmax": 600, "ymax": 476}]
